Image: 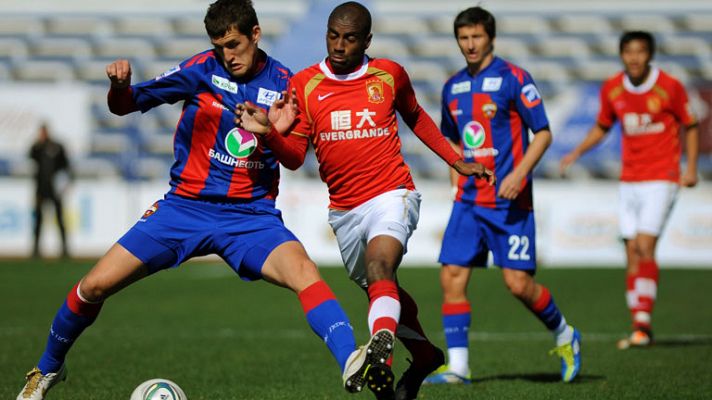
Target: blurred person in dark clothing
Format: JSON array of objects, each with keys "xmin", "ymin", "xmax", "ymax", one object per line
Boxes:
[{"xmin": 29, "ymin": 123, "xmax": 72, "ymax": 258}]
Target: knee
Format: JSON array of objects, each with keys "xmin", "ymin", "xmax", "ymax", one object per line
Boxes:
[
  {"xmin": 366, "ymin": 259, "xmax": 395, "ymax": 283},
  {"xmin": 287, "ymin": 259, "xmax": 321, "ymax": 291},
  {"xmin": 78, "ymin": 277, "xmax": 109, "ymax": 303},
  {"xmin": 504, "ymin": 276, "xmax": 530, "ymax": 300}
]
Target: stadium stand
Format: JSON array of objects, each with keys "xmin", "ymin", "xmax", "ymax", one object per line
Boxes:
[{"xmin": 0, "ymin": 0, "xmax": 710, "ymax": 181}]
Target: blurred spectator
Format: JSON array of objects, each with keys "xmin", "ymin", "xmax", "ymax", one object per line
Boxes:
[{"xmin": 29, "ymin": 123, "xmax": 72, "ymax": 258}]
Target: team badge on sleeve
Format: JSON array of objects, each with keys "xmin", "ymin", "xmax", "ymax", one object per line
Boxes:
[
  {"xmin": 366, "ymin": 80, "xmax": 384, "ymax": 104},
  {"xmin": 142, "ymin": 201, "xmax": 159, "ymax": 219},
  {"xmin": 155, "ymin": 65, "xmax": 180, "ymax": 80},
  {"xmin": 520, "ymin": 83, "xmax": 542, "ymax": 108}
]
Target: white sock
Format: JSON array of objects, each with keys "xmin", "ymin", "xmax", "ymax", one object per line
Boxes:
[
  {"xmin": 447, "ymin": 347, "xmax": 470, "ymax": 377},
  {"xmin": 553, "ymin": 317, "xmax": 574, "ymax": 347}
]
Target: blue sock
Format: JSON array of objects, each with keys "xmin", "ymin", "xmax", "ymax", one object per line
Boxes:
[
  {"xmin": 529, "ymin": 286, "xmax": 563, "ymax": 330},
  {"xmin": 442, "ymin": 302, "xmax": 471, "ymax": 349},
  {"xmin": 37, "ymin": 301, "xmax": 98, "ymax": 374},
  {"xmin": 299, "ymin": 281, "xmax": 356, "ymax": 372}
]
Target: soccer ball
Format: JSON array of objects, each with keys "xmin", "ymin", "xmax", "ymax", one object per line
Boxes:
[{"xmin": 130, "ymin": 378, "xmax": 187, "ymax": 400}]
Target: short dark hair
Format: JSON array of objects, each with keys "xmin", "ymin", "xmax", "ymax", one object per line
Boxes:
[
  {"xmin": 204, "ymin": 0, "xmax": 259, "ymax": 39},
  {"xmin": 329, "ymin": 1, "xmax": 372, "ymax": 37},
  {"xmin": 619, "ymin": 31, "xmax": 655, "ymax": 58},
  {"xmin": 453, "ymin": 7, "xmax": 496, "ymax": 39}
]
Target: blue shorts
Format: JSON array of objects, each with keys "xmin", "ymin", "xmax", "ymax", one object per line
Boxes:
[
  {"xmin": 118, "ymin": 194, "xmax": 298, "ymax": 279},
  {"xmin": 438, "ymin": 202, "xmax": 537, "ymax": 271}
]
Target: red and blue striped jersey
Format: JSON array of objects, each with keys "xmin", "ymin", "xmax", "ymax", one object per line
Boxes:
[
  {"xmin": 441, "ymin": 56, "xmax": 549, "ymax": 210},
  {"xmin": 130, "ymin": 49, "xmax": 291, "ymax": 202}
]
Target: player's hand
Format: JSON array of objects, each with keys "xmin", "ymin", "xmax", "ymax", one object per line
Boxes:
[
  {"xmin": 267, "ymin": 88, "xmax": 299, "ymax": 134},
  {"xmin": 497, "ymin": 171, "xmax": 524, "ymax": 200},
  {"xmin": 559, "ymin": 152, "xmax": 578, "ymax": 176},
  {"xmin": 680, "ymin": 169, "xmax": 698, "ymax": 187},
  {"xmin": 235, "ymin": 101, "xmax": 271, "ymax": 134},
  {"xmin": 106, "ymin": 59, "xmax": 132, "ymax": 89},
  {"xmin": 453, "ymin": 160, "xmax": 496, "ymax": 185}
]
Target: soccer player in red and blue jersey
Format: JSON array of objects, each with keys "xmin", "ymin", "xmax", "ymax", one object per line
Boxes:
[
  {"xmin": 17, "ymin": 2, "xmax": 363, "ymax": 399},
  {"xmin": 423, "ymin": 7, "xmax": 581, "ymax": 385},
  {"xmin": 560, "ymin": 31, "xmax": 699, "ymax": 349},
  {"xmin": 236, "ymin": 3, "xmax": 494, "ymax": 399}
]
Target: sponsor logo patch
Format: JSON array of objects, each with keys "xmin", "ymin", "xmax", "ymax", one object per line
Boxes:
[
  {"xmin": 451, "ymin": 81, "xmax": 471, "ymax": 95},
  {"xmin": 224, "ymin": 128, "xmax": 258, "ymax": 159},
  {"xmin": 520, "ymin": 83, "xmax": 542, "ymax": 108},
  {"xmin": 482, "ymin": 77, "xmax": 502, "ymax": 92},
  {"xmin": 463, "ymin": 121, "xmax": 486, "ymax": 149},
  {"xmin": 257, "ymin": 87, "xmax": 280, "ymax": 106},
  {"xmin": 211, "ymin": 75, "xmax": 238, "ymax": 94},
  {"xmin": 156, "ymin": 65, "xmax": 180, "ymax": 80}
]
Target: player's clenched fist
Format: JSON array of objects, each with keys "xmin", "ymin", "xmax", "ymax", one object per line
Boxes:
[
  {"xmin": 106, "ymin": 59, "xmax": 132, "ymax": 89},
  {"xmin": 453, "ymin": 160, "xmax": 496, "ymax": 185}
]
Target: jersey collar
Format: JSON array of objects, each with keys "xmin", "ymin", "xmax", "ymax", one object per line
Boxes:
[
  {"xmin": 319, "ymin": 56, "xmax": 369, "ymax": 81},
  {"xmin": 623, "ymin": 66, "xmax": 659, "ymax": 94}
]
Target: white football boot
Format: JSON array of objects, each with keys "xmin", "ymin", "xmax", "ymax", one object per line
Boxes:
[
  {"xmin": 17, "ymin": 365, "xmax": 67, "ymax": 400},
  {"xmin": 342, "ymin": 329, "xmax": 395, "ymax": 394}
]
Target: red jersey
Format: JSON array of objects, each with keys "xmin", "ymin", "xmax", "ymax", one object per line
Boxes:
[
  {"xmin": 289, "ymin": 57, "xmax": 459, "ymax": 210},
  {"xmin": 597, "ymin": 67, "xmax": 696, "ymax": 182}
]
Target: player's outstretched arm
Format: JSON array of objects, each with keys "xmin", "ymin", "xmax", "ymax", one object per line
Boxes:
[
  {"xmin": 106, "ymin": 59, "xmax": 138, "ymax": 116},
  {"xmin": 453, "ymin": 160, "xmax": 496, "ymax": 185},
  {"xmin": 559, "ymin": 124, "xmax": 608, "ymax": 176}
]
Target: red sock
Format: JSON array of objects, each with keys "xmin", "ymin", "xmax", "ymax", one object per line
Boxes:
[
  {"xmin": 397, "ymin": 287, "xmax": 439, "ymax": 368},
  {"xmin": 66, "ymin": 282, "xmax": 103, "ymax": 317},
  {"xmin": 629, "ymin": 260, "xmax": 659, "ymax": 331},
  {"xmin": 367, "ymin": 280, "xmax": 400, "ymax": 335}
]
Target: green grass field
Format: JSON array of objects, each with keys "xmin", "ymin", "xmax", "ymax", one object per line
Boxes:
[{"xmin": 1, "ymin": 260, "xmax": 711, "ymax": 399}]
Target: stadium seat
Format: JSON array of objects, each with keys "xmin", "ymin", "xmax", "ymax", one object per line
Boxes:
[
  {"xmin": 492, "ymin": 37, "xmax": 532, "ymax": 61},
  {"xmin": 46, "ymin": 16, "xmax": 113, "ymax": 37},
  {"xmin": 30, "ymin": 37, "xmax": 93, "ymax": 60},
  {"xmin": 410, "ymin": 36, "xmax": 459, "ymax": 58},
  {"xmin": 114, "ymin": 16, "xmax": 174, "ymax": 38},
  {"xmin": 554, "ymin": 15, "xmax": 614, "ymax": 35},
  {"xmin": 93, "ymin": 37, "xmax": 157, "ymax": 60},
  {"xmin": 0, "ymin": 16, "xmax": 45, "ymax": 37},
  {"xmin": 660, "ymin": 36, "xmax": 711, "ymax": 59},
  {"xmin": 12, "ymin": 60, "xmax": 75, "ymax": 81},
  {"xmin": 0, "ymin": 37, "xmax": 29, "ymax": 60},
  {"xmin": 619, "ymin": 15, "xmax": 677, "ymax": 34},
  {"xmin": 682, "ymin": 13, "xmax": 712, "ymax": 33},
  {"xmin": 498, "ymin": 15, "xmax": 552, "ymax": 35},
  {"xmin": 403, "ymin": 60, "xmax": 448, "ymax": 91},
  {"xmin": 532, "ymin": 36, "xmax": 592, "ymax": 59},
  {"xmin": 594, "ymin": 35, "xmax": 623, "ymax": 57},
  {"xmin": 155, "ymin": 38, "xmax": 210, "ymax": 59},
  {"xmin": 374, "ymin": 16, "xmax": 430, "ymax": 35},
  {"xmin": 574, "ymin": 59, "xmax": 621, "ymax": 82},
  {"xmin": 368, "ymin": 36, "xmax": 412, "ymax": 59},
  {"xmin": 172, "ymin": 16, "xmax": 206, "ymax": 38}
]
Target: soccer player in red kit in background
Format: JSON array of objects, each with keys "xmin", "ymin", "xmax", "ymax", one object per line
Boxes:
[
  {"xmin": 236, "ymin": 3, "xmax": 494, "ymax": 399},
  {"xmin": 560, "ymin": 31, "xmax": 699, "ymax": 349}
]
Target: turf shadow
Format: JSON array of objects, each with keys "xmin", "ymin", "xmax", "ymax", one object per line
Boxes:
[{"xmin": 475, "ymin": 373, "xmax": 605, "ymax": 384}]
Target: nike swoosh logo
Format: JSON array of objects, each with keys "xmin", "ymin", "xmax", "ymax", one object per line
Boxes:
[{"xmin": 318, "ymin": 92, "xmax": 335, "ymax": 101}]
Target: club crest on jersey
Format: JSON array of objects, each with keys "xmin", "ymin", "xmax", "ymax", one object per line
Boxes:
[
  {"xmin": 463, "ymin": 121, "xmax": 486, "ymax": 149},
  {"xmin": 482, "ymin": 102, "xmax": 497, "ymax": 119},
  {"xmin": 451, "ymin": 81, "xmax": 471, "ymax": 95},
  {"xmin": 366, "ymin": 80, "xmax": 385, "ymax": 104},
  {"xmin": 225, "ymin": 128, "xmax": 258, "ymax": 159},
  {"xmin": 520, "ymin": 83, "xmax": 542, "ymax": 108},
  {"xmin": 141, "ymin": 201, "xmax": 159, "ymax": 219},
  {"xmin": 646, "ymin": 96, "xmax": 661, "ymax": 114}
]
